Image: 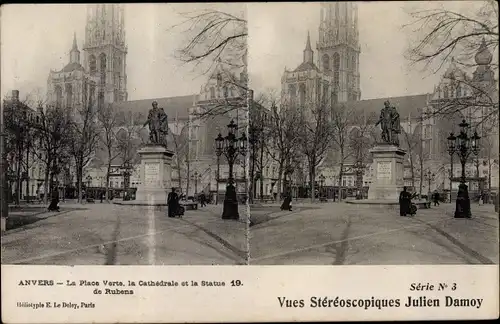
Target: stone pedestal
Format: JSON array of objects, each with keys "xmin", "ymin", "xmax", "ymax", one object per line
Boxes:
[
  {"xmin": 367, "ymin": 144, "xmax": 406, "ymax": 201},
  {"xmin": 117, "ymin": 145, "xmax": 173, "ymax": 206}
]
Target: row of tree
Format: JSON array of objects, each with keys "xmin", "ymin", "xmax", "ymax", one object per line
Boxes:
[{"xmin": 3, "ymin": 94, "xmax": 146, "ymax": 205}]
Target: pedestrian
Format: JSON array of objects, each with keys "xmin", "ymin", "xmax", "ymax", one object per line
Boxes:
[
  {"xmin": 167, "ymin": 187, "xmax": 179, "ymax": 218},
  {"xmin": 199, "ymin": 192, "xmax": 207, "ymax": 207},
  {"xmin": 280, "ymin": 192, "xmax": 293, "ymax": 211},
  {"xmin": 48, "ymin": 187, "xmax": 60, "ymax": 212},
  {"xmin": 432, "ymin": 190, "xmax": 440, "ymax": 206},
  {"xmin": 455, "ymin": 184, "xmax": 471, "ymax": 218},
  {"xmin": 100, "ymin": 191, "xmax": 104, "ymax": 203},
  {"xmin": 399, "ymin": 186, "xmax": 412, "ymax": 217}
]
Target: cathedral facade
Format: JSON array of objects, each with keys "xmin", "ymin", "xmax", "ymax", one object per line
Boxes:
[
  {"xmin": 47, "ymin": 4, "xmax": 128, "ymax": 112},
  {"xmin": 281, "ymin": 2, "xmax": 361, "ymax": 114}
]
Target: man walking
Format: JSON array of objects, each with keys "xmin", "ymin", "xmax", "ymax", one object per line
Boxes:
[
  {"xmin": 432, "ymin": 190, "xmax": 440, "ymax": 206},
  {"xmin": 199, "ymin": 192, "xmax": 207, "ymax": 207}
]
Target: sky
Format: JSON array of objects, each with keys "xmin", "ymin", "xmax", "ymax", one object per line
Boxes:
[
  {"xmin": 1, "ymin": 2, "xmax": 490, "ymax": 103},
  {"xmin": 247, "ymin": 1, "xmax": 484, "ymax": 100},
  {"xmin": 1, "ymin": 3, "xmax": 244, "ymax": 102}
]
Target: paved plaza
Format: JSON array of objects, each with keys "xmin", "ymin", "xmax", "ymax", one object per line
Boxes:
[
  {"xmin": 1, "ymin": 202, "xmax": 247, "ymax": 265},
  {"xmin": 250, "ymin": 202, "xmax": 499, "ymax": 265}
]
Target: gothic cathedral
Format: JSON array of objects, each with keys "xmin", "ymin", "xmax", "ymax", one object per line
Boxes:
[
  {"xmin": 47, "ymin": 4, "xmax": 128, "ymax": 112},
  {"xmin": 281, "ymin": 2, "xmax": 361, "ymax": 115}
]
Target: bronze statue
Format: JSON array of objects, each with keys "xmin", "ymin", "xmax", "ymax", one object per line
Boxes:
[
  {"xmin": 143, "ymin": 101, "xmax": 169, "ymax": 146},
  {"xmin": 375, "ymin": 100, "xmax": 400, "ymax": 146},
  {"xmin": 390, "ymin": 105, "xmax": 401, "ymax": 146}
]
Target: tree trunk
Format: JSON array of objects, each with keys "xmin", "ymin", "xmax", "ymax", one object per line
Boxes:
[
  {"xmin": 43, "ymin": 164, "xmax": 50, "ymax": 205},
  {"xmin": 409, "ymin": 154, "xmax": 415, "ymax": 190},
  {"xmin": 249, "ymin": 147, "xmax": 255, "ymax": 204},
  {"xmin": 186, "ymin": 158, "xmax": 190, "ymax": 196},
  {"xmin": 106, "ymin": 161, "xmax": 111, "ymax": 202},
  {"xmin": 259, "ymin": 142, "xmax": 264, "ymax": 201},
  {"xmin": 338, "ymin": 162, "xmax": 344, "ymax": 202},
  {"xmin": 276, "ymin": 160, "xmax": 284, "ymax": 202},
  {"xmin": 419, "ymin": 154, "xmax": 424, "ymax": 198},
  {"xmin": 25, "ymin": 144, "xmax": 30, "ymax": 202},
  {"xmin": 309, "ymin": 163, "xmax": 316, "ymax": 203},
  {"xmin": 16, "ymin": 145, "xmax": 22, "ymax": 205}
]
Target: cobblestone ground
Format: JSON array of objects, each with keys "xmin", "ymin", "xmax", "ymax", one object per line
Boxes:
[
  {"xmin": 249, "ymin": 202, "xmax": 499, "ymax": 265},
  {"xmin": 1, "ymin": 203, "xmax": 247, "ymax": 265}
]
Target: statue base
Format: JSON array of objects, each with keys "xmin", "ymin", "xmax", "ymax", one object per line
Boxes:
[
  {"xmin": 118, "ymin": 144, "xmax": 173, "ymax": 206},
  {"xmin": 367, "ymin": 144, "xmax": 406, "ymax": 201}
]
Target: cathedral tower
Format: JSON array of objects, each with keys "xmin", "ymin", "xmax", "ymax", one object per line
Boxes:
[
  {"xmin": 83, "ymin": 4, "xmax": 128, "ymax": 109},
  {"xmin": 317, "ymin": 2, "xmax": 361, "ymax": 102}
]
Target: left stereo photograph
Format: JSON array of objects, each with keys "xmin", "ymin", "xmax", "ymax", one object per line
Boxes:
[{"xmin": 0, "ymin": 3, "xmax": 250, "ymax": 266}]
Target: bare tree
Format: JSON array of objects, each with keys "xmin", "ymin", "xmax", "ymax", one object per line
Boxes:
[
  {"xmin": 348, "ymin": 111, "xmax": 378, "ymax": 196},
  {"xmin": 401, "ymin": 127, "xmax": 421, "ymax": 191},
  {"xmin": 171, "ymin": 6, "xmax": 248, "ymax": 118},
  {"xmin": 69, "ymin": 102, "xmax": 100, "ymax": 203},
  {"xmin": 97, "ymin": 103, "xmax": 121, "ymax": 201},
  {"xmin": 331, "ymin": 103, "xmax": 355, "ymax": 202},
  {"xmin": 404, "ymin": 1, "xmax": 499, "ymax": 127},
  {"xmin": 264, "ymin": 99, "xmax": 301, "ymax": 201},
  {"xmin": 170, "ymin": 117, "xmax": 190, "ymax": 190},
  {"xmin": 31, "ymin": 105, "xmax": 73, "ymax": 204},
  {"xmin": 173, "ymin": 7, "xmax": 247, "ymax": 75},
  {"xmin": 299, "ymin": 101, "xmax": 334, "ymax": 202}
]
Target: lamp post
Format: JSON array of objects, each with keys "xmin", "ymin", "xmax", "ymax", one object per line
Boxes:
[
  {"xmin": 86, "ymin": 175, "xmax": 92, "ymax": 198},
  {"xmin": 123, "ymin": 161, "xmax": 131, "ymax": 201},
  {"xmin": 215, "ymin": 133, "xmax": 224, "ymax": 205},
  {"xmin": 192, "ymin": 171, "xmax": 199, "ymax": 196},
  {"xmin": 214, "ymin": 119, "xmax": 247, "ymax": 220},
  {"xmin": 447, "ymin": 119, "xmax": 481, "ymax": 218},
  {"xmin": 425, "ymin": 170, "xmax": 435, "ymax": 196},
  {"xmin": 318, "ymin": 174, "xmax": 325, "ymax": 200}
]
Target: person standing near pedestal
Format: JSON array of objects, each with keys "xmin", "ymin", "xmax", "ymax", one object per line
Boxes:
[
  {"xmin": 399, "ymin": 186, "xmax": 411, "ymax": 216},
  {"xmin": 167, "ymin": 187, "xmax": 179, "ymax": 218}
]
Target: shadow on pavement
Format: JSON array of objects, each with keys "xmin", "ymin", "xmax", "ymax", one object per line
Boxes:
[
  {"xmin": 326, "ymin": 218, "xmax": 352, "ymax": 265},
  {"xmin": 104, "ymin": 215, "xmax": 122, "ymax": 265},
  {"xmin": 414, "ymin": 218, "xmax": 495, "ymax": 264}
]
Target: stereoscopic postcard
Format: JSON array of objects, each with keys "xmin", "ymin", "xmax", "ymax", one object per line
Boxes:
[{"xmin": 1, "ymin": 1, "xmax": 498, "ymax": 323}]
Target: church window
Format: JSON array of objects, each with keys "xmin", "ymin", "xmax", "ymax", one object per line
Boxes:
[
  {"xmin": 55, "ymin": 85, "xmax": 63, "ymax": 108},
  {"xmin": 99, "ymin": 53, "xmax": 107, "ymax": 86},
  {"xmin": 210, "ymin": 87, "xmax": 215, "ymax": 99},
  {"xmin": 443, "ymin": 86, "xmax": 449, "ymax": 99},
  {"xmin": 98, "ymin": 91, "xmax": 104, "ymax": 111},
  {"xmin": 89, "ymin": 55, "xmax": 97, "ymax": 73},
  {"xmin": 299, "ymin": 83, "xmax": 306, "ymax": 107},
  {"xmin": 289, "ymin": 84, "xmax": 297, "ymax": 103},
  {"xmin": 217, "ymin": 73, "xmax": 222, "ymax": 86},
  {"xmin": 323, "ymin": 81, "xmax": 329, "ymax": 104},
  {"xmin": 65, "ymin": 83, "xmax": 73, "ymax": 108},
  {"xmin": 333, "ymin": 53, "xmax": 340, "ymax": 88},
  {"xmin": 456, "ymin": 85, "xmax": 462, "ymax": 98},
  {"xmin": 322, "ymin": 54, "xmax": 330, "ymax": 72},
  {"xmin": 223, "ymin": 85, "xmax": 228, "ymax": 98}
]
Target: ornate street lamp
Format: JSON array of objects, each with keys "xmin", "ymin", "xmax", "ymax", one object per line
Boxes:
[
  {"xmin": 425, "ymin": 170, "xmax": 435, "ymax": 196},
  {"xmin": 318, "ymin": 174, "xmax": 325, "ymax": 199},
  {"xmin": 447, "ymin": 119, "xmax": 481, "ymax": 218},
  {"xmin": 192, "ymin": 171, "xmax": 199, "ymax": 196},
  {"xmin": 215, "ymin": 133, "xmax": 224, "ymax": 205},
  {"xmin": 214, "ymin": 119, "xmax": 247, "ymax": 220},
  {"xmin": 122, "ymin": 161, "xmax": 131, "ymax": 201}
]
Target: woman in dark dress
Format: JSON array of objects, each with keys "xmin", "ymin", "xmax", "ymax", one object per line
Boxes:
[
  {"xmin": 48, "ymin": 187, "xmax": 60, "ymax": 212},
  {"xmin": 280, "ymin": 192, "xmax": 292, "ymax": 211},
  {"xmin": 167, "ymin": 188, "xmax": 179, "ymax": 218},
  {"xmin": 399, "ymin": 186, "xmax": 411, "ymax": 216}
]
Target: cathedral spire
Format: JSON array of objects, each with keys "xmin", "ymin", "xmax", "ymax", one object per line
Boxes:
[
  {"xmin": 72, "ymin": 31, "xmax": 78, "ymax": 51},
  {"xmin": 303, "ymin": 31, "xmax": 314, "ymax": 64},
  {"xmin": 70, "ymin": 32, "xmax": 80, "ymax": 64}
]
